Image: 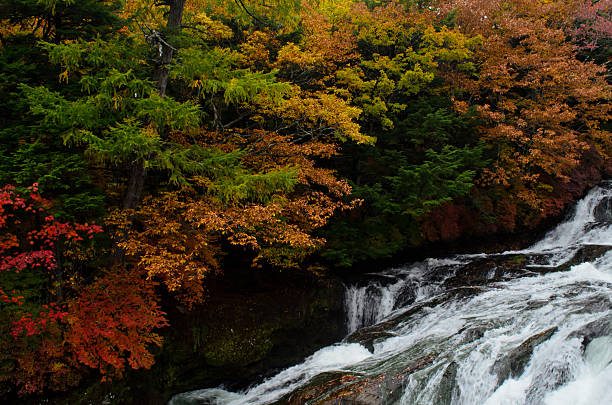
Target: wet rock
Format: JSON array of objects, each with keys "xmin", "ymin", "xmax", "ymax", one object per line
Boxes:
[
  {"xmin": 524, "ymin": 361, "xmax": 574, "ymax": 405},
  {"xmin": 274, "ymin": 371, "xmax": 359, "ymax": 405},
  {"xmin": 347, "ymin": 274, "xmax": 400, "ymax": 289},
  {"xmin": 556, "ymin": 245, "xmax": 612, "ymax": 272},
  {"xmin": 434, "ymin": 362, "xmax": 458, "ymax": 405},
  {"xmin": 593, "ymin": 197, "xmax": 612, "ymax": 222},
  {"xmin": 344, "ymin": 326, "xmax": 396, "ymax": 352},
  {"xmin": 275, "ymin": 355, "xmax": 437, "ymax": 405},
  {"xmin": 458, "ymin": 326, "xmax": 486, "ymax": 343},
  {"xmin": 524, "ymin": 299, "xmax": 549, "ymax": 311},
  {"xmin": 338, "ymin": 355, "xmax": 437, "ymax": 405},
  {"xmin": 345, "ymin": 298, "xmax": 444, "ymax": 349},
  {"xmin": 493, "ymin": 327, "xmax": 558, "ymax": 386},
  {"xmin": 443, "ymin": 255, "xmax": 527, "ymax": 288},
  {"xmin": 393, "ymin": 288, "xmax": 416, "ymax": 309},
  {"xmin": 347, "ymin": 288, "xmax": 481, "ymax": 349},
  {"xmin": 568, "ymin": 316, "xmax": 612, "ymax": 349},
  {"xmin": 523, "ymin": 244, "xmax": 611, "ymax": 274}
]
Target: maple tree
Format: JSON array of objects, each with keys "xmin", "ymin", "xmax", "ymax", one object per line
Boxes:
[
  {"xmin": 0, "ymin": 185, "xmax": 167, "ymax": 394},
  {"xmin": 0, "ymin": 184, "xmax": 88, "ymax": 393},
  {"xmin": 64, "ymin": 268, "xmax": 168, "ymax": 379},
  {"xmin": 435, "ymin": 0, "xmax": 611, "ymax": 215},
  {"xmin": 570, "ymin": 0, "xmax": 612, "ymax": 53},
  {"xmin": 0, "ymin": 183, "xmax": 102, "ymax": 305}
]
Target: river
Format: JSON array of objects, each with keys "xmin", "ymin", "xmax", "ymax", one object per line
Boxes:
[{"xmin": 170, "ymin": 182, "xmax": 612, "ymax": 405}]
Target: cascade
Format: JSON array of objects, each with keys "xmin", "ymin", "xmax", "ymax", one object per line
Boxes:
[{"xmin": 170, "ymin": 182, "xmax": 612, "ymax": 405}]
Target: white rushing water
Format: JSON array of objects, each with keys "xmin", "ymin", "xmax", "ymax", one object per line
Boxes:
[
  {"xmin": 170, "ymin": 182, "xmax": 612, "ymax": 405},
  {"xmin": 344, "ymin": 257, "xmax": 463, "ymax": 333}
]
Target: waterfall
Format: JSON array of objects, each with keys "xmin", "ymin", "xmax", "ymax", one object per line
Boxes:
[
  {"xmin": 344, "ymin": 258, "xmax": 464, "ymax": 333},
  {"xmin": 344, "ymin": 182, "xmax": 612, "ymax": 334},
  {"xmin": 530, "ymin": 183, "xmax": 612, "ymax": 252},
  {"xmin": 169, "ymin": 182, "xmax": 612, "ymax": 405}
]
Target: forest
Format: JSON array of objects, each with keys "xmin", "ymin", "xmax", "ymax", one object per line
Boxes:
[{"xmin": 0, "ymin": 0, "xmax": 610, "ymax": 402}]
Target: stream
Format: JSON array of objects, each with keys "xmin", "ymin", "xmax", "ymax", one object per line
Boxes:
[{"xmin": 170, "ymin": 182, "xmax": 612, "ymax": 405}]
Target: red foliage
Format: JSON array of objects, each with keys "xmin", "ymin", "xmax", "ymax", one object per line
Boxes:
[
  {"xmin": 571, "ymin": 0, "xmax": 612, "ymax": 50},
  {"xmin": 0, "ymin": 184, "xmax": 167, "ymax": 393},
  {"xmin": 65, "ymin": 268, "xmax": 168, "ymax": 378},
  {"xmin": 420, "ymin": 203, "xmax": 475, "ymax": 242},
  {"xmin": 1, "ymin": 184, "xmax": 103, "ymax": 340},
  {"xmin": 0, "ymin": 184, "xmax": 103, "ymax": 274},
  {"xmin": 11, "ymin": 303, "xmax": 67, "ymax": 338}
]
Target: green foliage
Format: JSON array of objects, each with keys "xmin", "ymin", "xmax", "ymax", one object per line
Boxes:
[
  {"xmin": 322, "ymin": 96, "xmax": 487, "ymax": 267},
  {"xmin": 376, "ymin": 145, "xmax": 482, "ymax": 218},
  {"xmin": 0, "ymin": 1, "xmax": 118, "ymax": 220},
  {"xmin": 21, "ymin": 37, "xmax": 217, "ymax": 186},
  {"xmin": 209, "ymin": 166, "xmax": 299, "ymax": 204},
  {"xmin": 21, "ymin": 21, "xmax": 301, "ymax": 193},
  {"xmin": 336, "ymin": 15, "xmax": 480, "ymax": 132},
  {"xmin": 0, "ymin": 0, "xmax": 121, "ymax": 42},
  {"xmin": 0, "ymin": 142, "xmax": 106, "ymax": 218},
  {"xmin": 172, "ymin": 47, "xmax": 291, "ymax": 104}
]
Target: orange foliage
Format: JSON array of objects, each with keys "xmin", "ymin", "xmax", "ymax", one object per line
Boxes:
[
  {"xmin": 119, "ymin": 127, "xmax": 357, "ymax": 303},
  {"xmin": 439, "ymin": 0, "xmax": 612, "ymax": 210},
  {"xmin": 297, "ymin": 0, "xmax": 359, "ymax": 73},
  {"xmin": 189, "ymin": 130, "xmax": 358, "ymax": 266},
  {"xmin": 121, "ymin": 194, "xmax": 219, "ymax": 308}
]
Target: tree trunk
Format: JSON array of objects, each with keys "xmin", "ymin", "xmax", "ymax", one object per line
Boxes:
[
  {"xmin": 113, "ymin": 0, "xmax": 186, "ymax": 265},
  {"xmin": 121, "ymin": 0, "xmax": 186, "ymax": 213},
  {"xmin": 113, "ymin": 162, "xmax": 146, "ymax": 265},
  {"xmin": 122, "ymin": 161, "xmax": 147, "ymax": 211},
  {"xmin": 153, "ymin": 0, "xmax": 186, "ymax": 96}
]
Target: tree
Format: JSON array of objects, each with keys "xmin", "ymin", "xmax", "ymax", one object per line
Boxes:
[
  {"xmin": 0, "ymin": 184, "xmax": 166, "ymax": 394},
  {"xmin": 64, "ymin": 268, "xmax": 168, "ymax": 379},
  {"xmin": 0, "ymin": 0, "xmax": 118, "ymax": 221},
  {"xmin": 437, "ymin": 0, "xmax": 612, "ymax": 215},
  {"xmin": 21, "ymin": 0, "xmax": 366, "ymax": 304},
  {"xmin": 0, "ymin": 184, "xmax": 94, "ymax": 393},
  {"xmin": 273, "ymin": 0, "xmax": 489, "ymax": 265}
]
